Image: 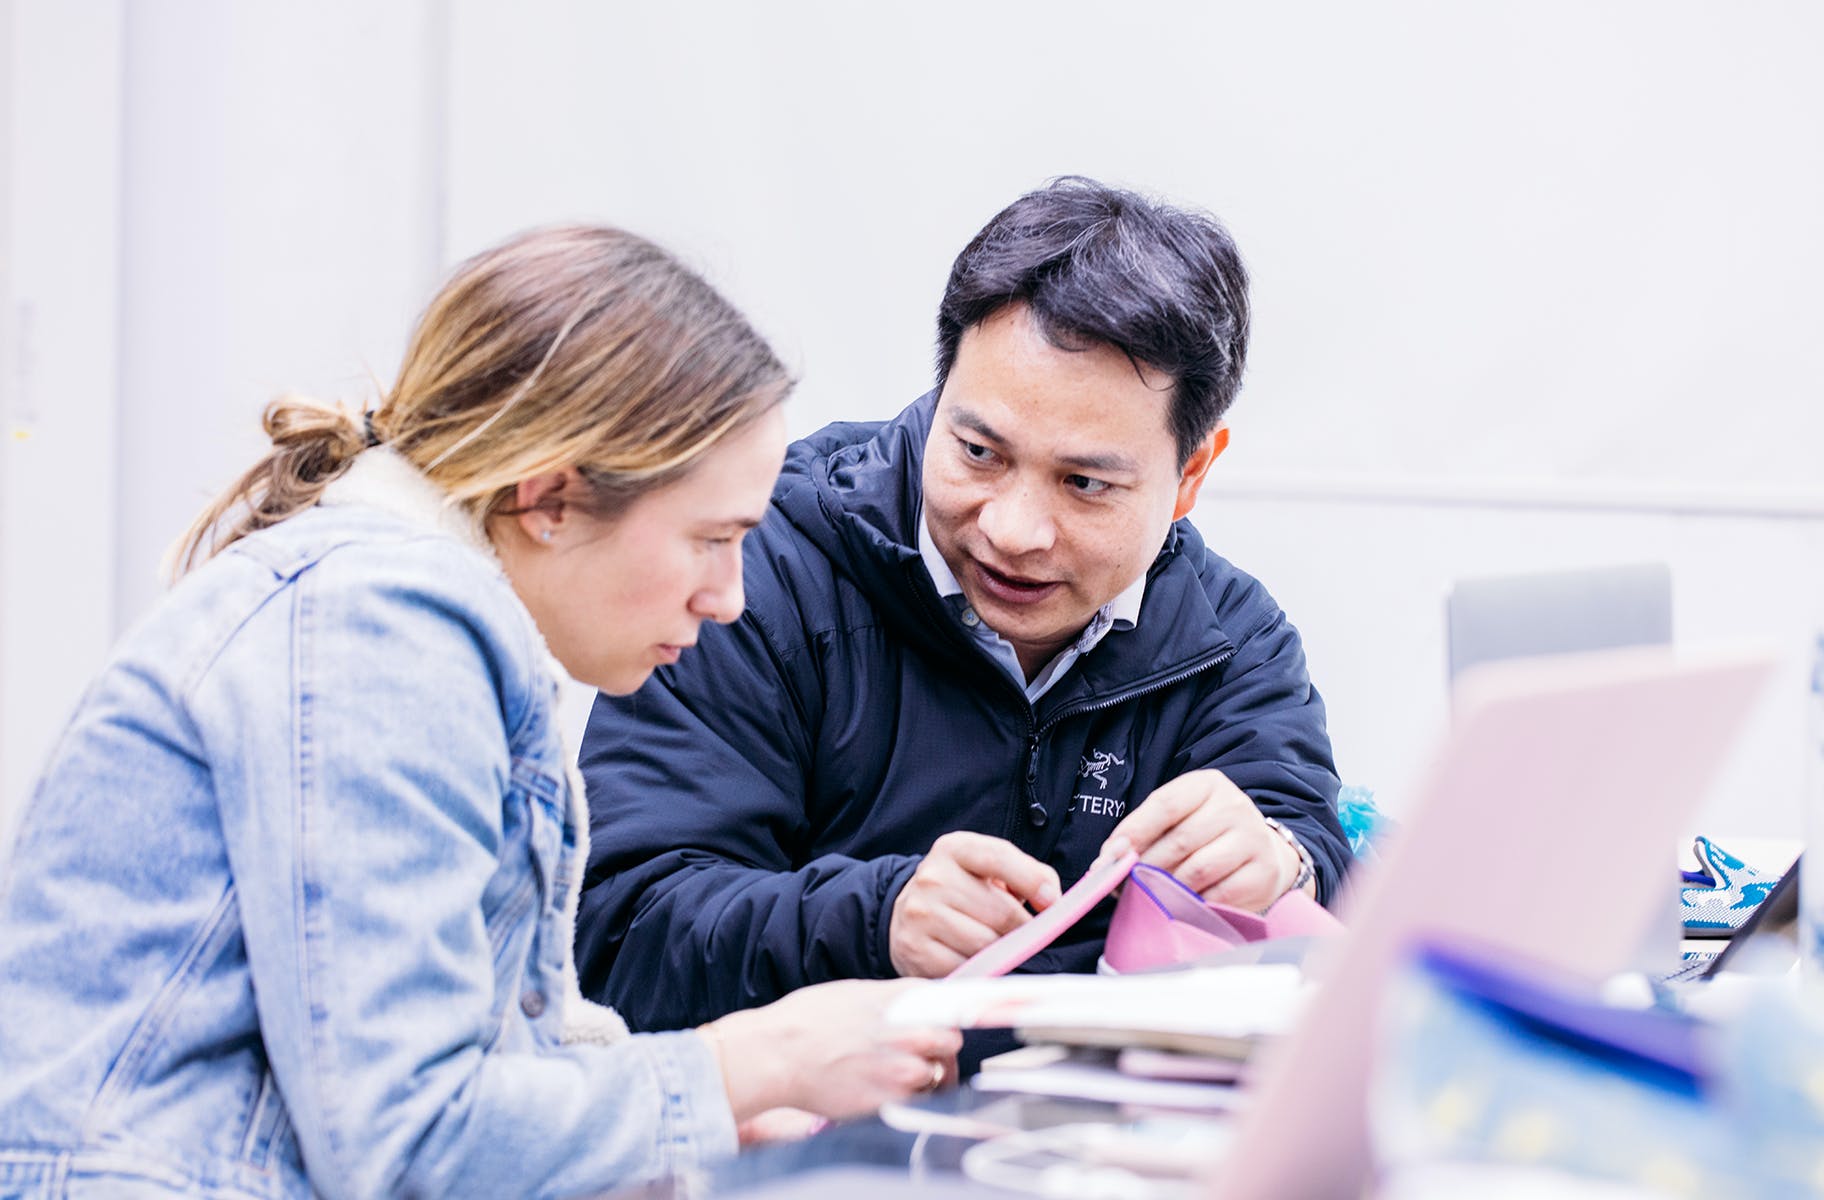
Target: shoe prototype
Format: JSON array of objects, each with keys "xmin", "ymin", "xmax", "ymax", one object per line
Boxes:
[{"xmin": 1680, "ymin": 836, "xmax": 1781, "ymax": 939}]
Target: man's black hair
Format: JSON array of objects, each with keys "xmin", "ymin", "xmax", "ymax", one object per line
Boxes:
[{"xmin": 935, "ymin": 176, "xmax": 1250, "ymax": 467}]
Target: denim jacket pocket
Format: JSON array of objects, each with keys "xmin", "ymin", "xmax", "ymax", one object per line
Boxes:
[
  {"xmin": 86, "ymin": 885, "xmax": 241, "ymax": 1129},
  {"xmin": 512, "ymin": 758, "xmax": 568, "ymax": 916},
  {"xmin": 236, "ymin": 1066, "xmax": 292, "ymax": 1173},
  {"xmin": 483, "ymin": 761, "xmax": 559, "ymax": 968},
  {"xmin": 480, "ymin": 760, "xmax": 569, "ymax": 1052}
]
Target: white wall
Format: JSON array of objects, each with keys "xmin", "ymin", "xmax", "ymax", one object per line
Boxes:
[
  {"xmin": 443, "ymin": 1, "xmax": 1824, "ymax": 493},
  {"xmin": 1, "ymin": 0, "xmax": 445, "ymax": 842},
  {"xmin": 4, "ymin": 1, "xmax": 1821, "ymax": 845},
  {"xmin": 0, "ymin": 0, "xmax": 122, "ymax": 824},
  {"xmin": 113, "ymin": 0, "xmax": 447, "ymax": 626},
  {"xmin": 440, "ymin": 0, "xmax": 1824, "ymax": 837}
]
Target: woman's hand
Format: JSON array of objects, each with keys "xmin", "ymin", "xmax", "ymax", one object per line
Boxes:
[
  {"xmin": 699, "ymin": 979, "xmax": 960, "ymax": 1124},
  {"xmin": 734, "ymin": 1107, "xmax": 826, "ymax": 1146}
]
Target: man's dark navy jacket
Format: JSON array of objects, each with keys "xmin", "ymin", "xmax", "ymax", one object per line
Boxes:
[{"xmin": 576, "ymin": 393, "xmax": 1347, "ymax": 1031}]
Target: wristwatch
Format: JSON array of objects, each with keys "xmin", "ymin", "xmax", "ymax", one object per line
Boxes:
[{"xmin": 1261, "ymin": 816, "xmax": 1316, "ymax": 894}]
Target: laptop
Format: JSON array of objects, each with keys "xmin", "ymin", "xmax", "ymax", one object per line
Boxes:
[
  {"xmin": 1445, "ymin": 562, "xmax": 1673, "ymax": 684},
  {"xmin": 1211, "ymin": 645, "xmax": 1773, "ymax": 1199}
]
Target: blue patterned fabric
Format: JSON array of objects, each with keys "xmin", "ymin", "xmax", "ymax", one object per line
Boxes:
[{"xmin": 1680, "ymin": 837, "xmax": 1782, "ymax": 937}]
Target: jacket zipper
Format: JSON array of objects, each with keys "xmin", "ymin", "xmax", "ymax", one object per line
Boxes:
[
  {"xmin": 904, "ymin": 562, "xmax": 1237, "ymax": 835},
  {"xmin": 1019, "ymin": 646, "xmax": 1237, "ymax": 835},
  {"xmin": 908, "ymin": 562, "xmax": 1237, "ymax": 732},
  {"xmin": 1021, "ymin": 729, "xmax": 1044, "ymax": 828},
  {"xmin": 908, "ymin": 574, "xmax": 1042, "ymax": 843},
  {"xmin": 1037, "ymin": 646, "xmax": 1237, "ymax": 738}
]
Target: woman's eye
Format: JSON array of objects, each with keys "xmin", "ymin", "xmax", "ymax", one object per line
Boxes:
[{"xmin": 1066, "ymin": 474, "xmax": 1111, "ymax": 495}]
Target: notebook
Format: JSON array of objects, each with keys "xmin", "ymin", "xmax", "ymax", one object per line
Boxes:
[{"xmin": 1211, "ymin": 645, "xmax": 1774, "ymax": 1199}]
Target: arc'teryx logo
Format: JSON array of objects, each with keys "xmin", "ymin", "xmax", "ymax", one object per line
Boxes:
[
  {"xmin": 1073, "ymin": 749, "xmax": 1128, "ymax": 818},
  {"xmin": 1079, "ymin": 750, "xmax": 1125, "ymax": 790}
]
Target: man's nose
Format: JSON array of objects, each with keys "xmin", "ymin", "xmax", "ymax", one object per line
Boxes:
[{"xmin": 977, "ymin": 479, "xmax": 1057, "ymax": 559}]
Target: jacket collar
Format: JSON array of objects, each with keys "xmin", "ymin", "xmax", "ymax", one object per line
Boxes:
[
  {"xmin": 318, "ymin": 446, "xmax": 630, "ymax": 1044},
  {"xmin": 773, "ymin": 393, "xmax": 1235, "ymax": 711},
  {"xmin": 319, "ymin": 445, "xmax": 497, "ymax": 562}
]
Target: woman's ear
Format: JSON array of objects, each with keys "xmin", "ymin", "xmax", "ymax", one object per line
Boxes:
[
  {"xmin": 510, "ymin": 470, "xmax": 574, "ymax": 546},
  {"xmin": 1171, "ymin": 423, "xmax": 1229, "ymax": 521}
]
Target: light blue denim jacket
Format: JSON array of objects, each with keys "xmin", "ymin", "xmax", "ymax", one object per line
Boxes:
[{"xmin": 0, "ymin": 449, "xmax": 736, "ymax": 1199}]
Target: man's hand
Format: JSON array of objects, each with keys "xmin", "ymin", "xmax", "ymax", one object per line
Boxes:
[
  {"xmin": 1101, "ymin": 769, "xmax": 1302, "ymax": 912},
  {"xmin": 889, "ymin": 831, "xmax": 1062, "ymax": 977}
]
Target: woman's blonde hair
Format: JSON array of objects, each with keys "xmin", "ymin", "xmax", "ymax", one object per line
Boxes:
[{"xmin": 173, "ymin": 225, "xmax": 790, "ymax": 575}]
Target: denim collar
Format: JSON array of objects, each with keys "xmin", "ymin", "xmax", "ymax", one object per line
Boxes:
[
  {"xmin": 319, "ymin": 446, "xmax": 630, "ymax": 1045},
  {"xmin": 320, "ymin": 445, "xmax": 495, "ymax": 561}
]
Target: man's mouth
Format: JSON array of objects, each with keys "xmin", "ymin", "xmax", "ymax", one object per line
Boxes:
[{"xmin": 969, "ymin": 558, "xmax": 1060, "ymax": 607}]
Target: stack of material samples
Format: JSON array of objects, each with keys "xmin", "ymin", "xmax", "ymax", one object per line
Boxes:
[
  {"xmin": 885, "ymin": 962, "xmax": 1308, "ymax": 1111},
  {"xmin": 973, "ymin": 1044, "xmax": 1247, "ymax": 1111}
]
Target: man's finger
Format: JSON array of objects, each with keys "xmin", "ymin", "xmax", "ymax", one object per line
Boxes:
[
  {"xmin": 1136, "ymin": 799, "xmax": 1242, "ymax": 873},
  {"xmin": 898, "ymin": 869, "xmax": 1032, "ymax": 938},
  {"xmin": 919, "ymin": 904, "xmax": 1008, "ymax": 963},
  {"xmin": 949, "ymin": 876, "xmax": 1041, "ymax": 938},
  {"xmin": 1091, "ymin": 836, "xmax": 1134, "ymax": 869},
  {"xmin": 1203, "ymin": 859, "xmax": 1280, "ymax": 911},
  {"xmin": 1170, "ymin": 832, "xmax": 1253, "ymax": 896},
  {"xmin": 1103, "ymin": 777, "xmax": 1203, "ymax": 857},
  {"xmin": 946, "ymin": 836, "xmax": 1061, "ymax": 909}
]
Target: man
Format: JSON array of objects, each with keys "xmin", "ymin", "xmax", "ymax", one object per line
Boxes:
[{"xmin": 576, "ymin": 177, "xmax": 1348, "ymax": 1035}]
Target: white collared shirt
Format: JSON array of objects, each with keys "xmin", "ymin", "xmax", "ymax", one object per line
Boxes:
[{"xmin": 917, "ymin": 508, "xmax": 1145, "ymax": 704}]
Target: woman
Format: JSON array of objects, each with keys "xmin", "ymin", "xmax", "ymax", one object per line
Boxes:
[{"xmin": 0, "ymin": 227, "xmax": 959, "ymax": 1198}]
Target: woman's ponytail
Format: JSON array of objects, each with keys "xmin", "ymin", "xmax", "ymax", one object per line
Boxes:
[
  {"xmin": 169, "ymin": 224, "xmax": 788, "ymax": 581},
  {"xmin": 168, "ymin": 396, "xmax": 371, "ymax": 579}
]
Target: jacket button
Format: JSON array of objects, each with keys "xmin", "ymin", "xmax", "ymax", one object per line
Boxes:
[
  {"xmin": 519, "ymin": 990, "xmax": 547, "ymax": 1018},
  {"xmin": 1026, "ymin": 802, "xmax": 1049, "ymax": 829}
]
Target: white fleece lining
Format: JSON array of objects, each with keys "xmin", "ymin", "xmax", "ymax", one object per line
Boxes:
[{"xmin": 320, "ymin": 447, "xmax": 629, "ymax": 1044}]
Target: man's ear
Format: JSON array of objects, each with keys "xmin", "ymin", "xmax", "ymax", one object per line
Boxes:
[
  {"xmin": 1172, "ymin": 423, "xmax": 1229, "ymax": 521},
  {"xmin": 508, "ymin": 470, "xmax": 575, "ymax": 546}
]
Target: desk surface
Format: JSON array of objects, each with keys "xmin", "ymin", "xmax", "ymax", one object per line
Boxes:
[{"xmin": 595, "ymin": 1090, "xmax": 1159, "ymax": 1198}]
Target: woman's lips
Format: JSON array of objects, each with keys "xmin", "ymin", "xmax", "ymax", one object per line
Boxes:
[{"xmin": 969, "ymin": 558, "xmax": 1060, "ymax": 607}]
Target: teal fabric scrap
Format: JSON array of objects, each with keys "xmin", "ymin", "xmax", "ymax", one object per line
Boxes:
[{"xmin": 1338, "ymin": 784, "xmax": 1395, "ymax": 861}]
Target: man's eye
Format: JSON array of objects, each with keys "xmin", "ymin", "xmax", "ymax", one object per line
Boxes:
[
  {"xmin": 1066, "ymin": 475, "xmax": 1111, "ymax": 495},
  {"xmin": 960, "ymin": 439, "xmax": 996, "ymax": 463}
]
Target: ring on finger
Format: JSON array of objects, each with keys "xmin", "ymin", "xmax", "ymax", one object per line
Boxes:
[{"xmin": 924, "ymin": 1059, "xmax": 945, "ymax": 1091}]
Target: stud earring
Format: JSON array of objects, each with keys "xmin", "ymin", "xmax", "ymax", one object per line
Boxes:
[{"xmin": 540, "ymin": 529, "xmax": 554, "ymax": 543}]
